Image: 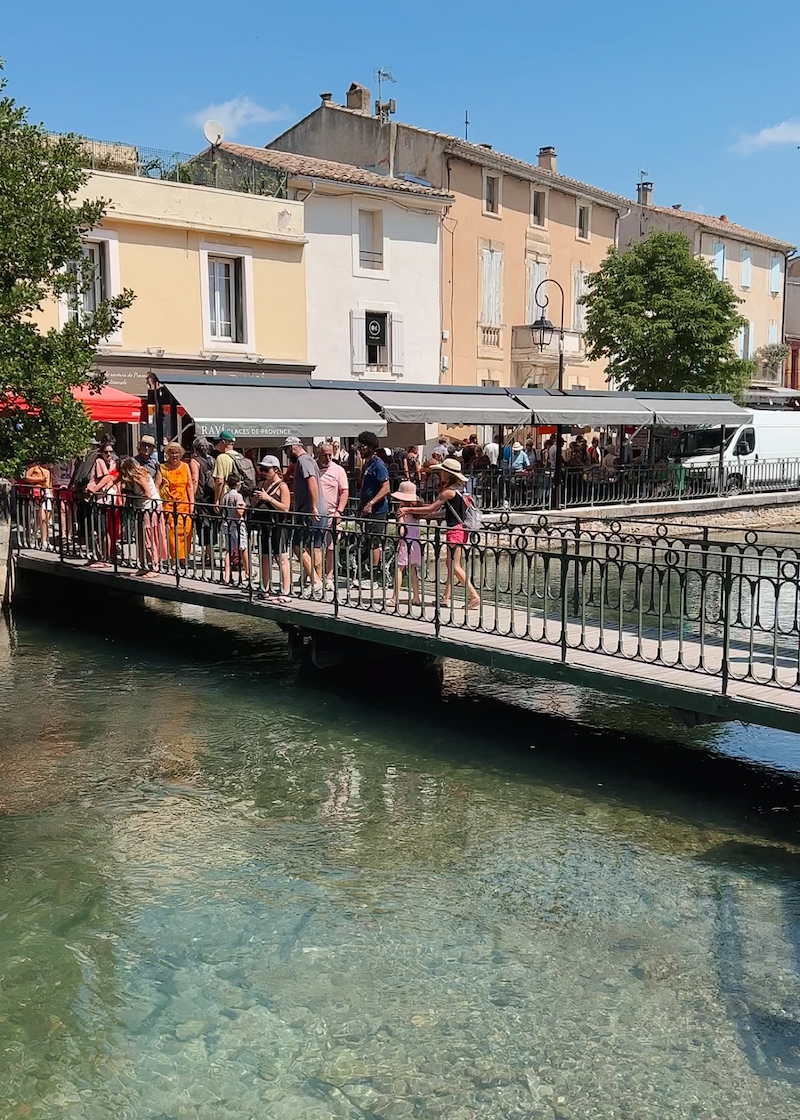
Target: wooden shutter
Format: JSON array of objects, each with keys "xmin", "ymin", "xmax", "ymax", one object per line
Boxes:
[
  {"xmin": 713, "ymin": 242, "xmax": 725, "ymax": 280},
  {"xmin": 741, "ymin": 248, "xmax": 752, "ymax": 289},
  {"xmin": 527, "ymin": 258, "xmax": 547, "ymax": 324},
  {"xmin": 748, "ymin": 321, "xmax": 756, "ymax": 358},
  {"xmin": 770, "ymin": 255, "xmax": 781, "ymax": 294},
  {"xmin": 492, "ymin": 250, "xmax": 502, "ymax": 325},
  {"xmin": 390, "ymin": 311, "xmax": 405, "ymax": 377},
  {"xmin": 573, "ymin": 268, "xmax": 587, "ymax": 331},
  {"xmin": 769, "ymin": 322, "xmax": 779, "ymax": 345},
  {"xmin": 350, "ymin": 308, "xmax": 367, "ymax": 375},
  {"xmin": 481, "ymin": 248, "xmax": 493, "ymax": 324},
  {"xmin": 233, "ymin": 257, "xmax": 244, "ymax": 343}
]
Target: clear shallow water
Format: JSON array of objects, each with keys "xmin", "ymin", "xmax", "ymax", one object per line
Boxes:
[{"xmin": 2, "ymin": 606, "xmax": 800, "ymax": 1120}]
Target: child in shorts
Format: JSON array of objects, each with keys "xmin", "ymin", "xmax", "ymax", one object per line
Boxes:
[{"xmin": 220, "ymin": 484, "xmax": 249, "ymax": 583}]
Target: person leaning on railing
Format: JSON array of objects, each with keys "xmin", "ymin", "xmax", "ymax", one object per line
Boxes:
[{"xmin": 118, "ymin": 457, "xmax": 163, "ymax": 579}]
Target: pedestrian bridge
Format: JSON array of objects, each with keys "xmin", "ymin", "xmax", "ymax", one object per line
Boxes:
[{"xmin": 9, "ymin": 503, "xmax": 800, "ymax": 735}]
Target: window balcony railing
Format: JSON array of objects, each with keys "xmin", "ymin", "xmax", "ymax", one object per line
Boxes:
[{"xmin": 480, "ymin": 325, "xmax": 502, "ymax": 349}]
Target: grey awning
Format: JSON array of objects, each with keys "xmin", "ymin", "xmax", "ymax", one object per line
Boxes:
[
  {"xmin": 360, "ymin": 389, "xmax": 530, "ymax": 426},
  {"xmin": 514, "ymin": 392, "xmax": 654, "ymax": 427},
  {"xmin": 162, "ymin": 380, "xmax": 386, "ymax": 439},
  {"xmin": 635, "ymin": 396, "xmax": 753, "ymax": 426}
]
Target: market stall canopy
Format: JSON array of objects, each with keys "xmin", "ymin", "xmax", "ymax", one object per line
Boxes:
[
  {"xmin": 72, "ymin": 385, "xmax": 143, "ymax": 424},
  {"xmin": 631, "ymin": 394, "xmax": 753, "ymax": 426},
  {"xmin": 158, "ymin": 377, "xmax": 386, "ymax": 439},
  {"xmin": 359, "ymin": 388, "xmax": 530, "ymax": 426},
  {"xmin": 513, "ymin": 391, "xmax": 654, "ymax": 427}
]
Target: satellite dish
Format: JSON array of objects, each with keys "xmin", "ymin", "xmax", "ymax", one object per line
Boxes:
[{"xmin": 203, "ymin": 119, "xmax": 225, "ymax": 146}]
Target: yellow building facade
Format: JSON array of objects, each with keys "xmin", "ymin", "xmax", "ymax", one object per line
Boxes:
[{"xmin": 39, "ymin": 168, "xmax": 310, "ymax": 398}]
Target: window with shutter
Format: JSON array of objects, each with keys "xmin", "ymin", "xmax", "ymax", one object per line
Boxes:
[
  {"xmin": 481, "ymin": 248, "xmax": 502, "ymax": 325},
  {"xmin": 350, "ymin": 308, "xmax": 367, "ymax": 375},
  {"xmin": 770, "ymin": 255, "xmax": 781, "ymax": 294},
  {"xmin": 736, "ymin": 325, "xmax": 745, "ymax": 359},
  {"xmin": 748, "ymin": 321, "xmax": 756, "ymax": 359},
  {"xmin": 713, "ymin": 242, "xmax": 725, "ymax": 280},
  {"xmin": 769, "ymin": 322, "xmax": 779, "ymax": 345},
  {"xmin": 390, "ymin": 312, "xmax": 405, "ymax": 377},
  {"xmin": 572, "ymin": 268, "xmax": 588, "ymax": 332},
  {"xmin": 527, "ymin": 258, "xmax": 548, "ymax": 324},
  {"xmin": 741, "ymin": 247, "xmax": 752, "ymax": 289}
]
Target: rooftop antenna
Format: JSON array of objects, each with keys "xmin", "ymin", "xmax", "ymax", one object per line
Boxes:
[
  {"xmin": 638, "ymin": 167, "xmax": 649, "ymax": 184},
  {"xmin": 465, "ymin": 109, "xmax": 470, "ymax": 141},
  {"xmin": 374, "ymin": 67, "xmax": 396, "ymax": 124}
]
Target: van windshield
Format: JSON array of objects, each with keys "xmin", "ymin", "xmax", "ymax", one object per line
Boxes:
[{"xmin": 672, "ymin": 426, "xmax": 737, "ymax": 458}]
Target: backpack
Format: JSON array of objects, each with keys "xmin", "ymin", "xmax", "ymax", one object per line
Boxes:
[
  {"xmin": 462, "ymin": 492, "xmax": 482, "ymax": 532},
  {"xmin": 192, "ymin": 453, "xmax": 216, "ymax": 503},
  {"xmin": 70, "ymin": 452, "xmax": 99, "ymax": 496},
  {"xmin": 227, "ymin": 452, "xmax": 257, "ymax": 500}
]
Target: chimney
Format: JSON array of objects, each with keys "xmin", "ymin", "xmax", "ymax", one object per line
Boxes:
[
  {"xmin": 538, "ymin": 146, "xmax": 557, "ymax": 172},
  {"xmin": 637, "ymin": 180, "xmax": 653, "ymax": 207},
  {"xmin": 319, "ymin": 91, "xmax": 332, "ymax": 103},
  {"xmin": 719, "ymin": 215, "xmax": 728, "ymax": 222},
  {"xmin": 346, "ymin": 82, "xmax": 372, "ymax": 114}
]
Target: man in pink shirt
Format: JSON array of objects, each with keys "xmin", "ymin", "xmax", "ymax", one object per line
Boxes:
[{"xmin": 316, "ymin": 442, "xmax": 349, "ymax": 590}]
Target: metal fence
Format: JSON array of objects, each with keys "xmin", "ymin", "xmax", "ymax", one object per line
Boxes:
[
  {"xmin": 428, "ymin": 458, "xmax": 800, "ymax": 513},
  {"xmin": 67, "ymin": 136, "xmax": 288, "ymax": 198},
  {"xmin": 13, "ymin": 492, "xmax": 800, "ymax": 698}
]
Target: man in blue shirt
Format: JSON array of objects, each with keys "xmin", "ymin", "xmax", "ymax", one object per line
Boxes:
[{"xmin": 357, "ymin": 430, "xmax": 390, "ymax": 576}]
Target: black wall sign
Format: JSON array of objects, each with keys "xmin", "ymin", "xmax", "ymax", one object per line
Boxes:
[{"xmin": 365, "ymin": 312, "xmax": 387, "ymax": 347}]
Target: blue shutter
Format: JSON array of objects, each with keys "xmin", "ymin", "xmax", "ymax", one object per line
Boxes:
[
  {"xmin": 741, "ymin": 248, "xmax": 751, "ymax": 289},
  {"xmin": 768, "ymin": 322, "xmax": 779, "ymax": 345},
  {"xmin": 770, "ymin": 255, "xmax": 781, "ymax": 295},
  {"xmin": 713, "ymin": 243, "xmax": 725, "ymax": 280}
]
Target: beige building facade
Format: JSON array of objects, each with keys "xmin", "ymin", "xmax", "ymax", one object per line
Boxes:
[
  {"xmin": 267, "ymin": 84, "xmax": 629, "ymax": 392},
  {"xmin": 38, "ymin": 166, "xmax": 310, "ymax": 398},
  {"xmin": 620, "ymin": 184, "xmax": 795, "ymax": 387}
]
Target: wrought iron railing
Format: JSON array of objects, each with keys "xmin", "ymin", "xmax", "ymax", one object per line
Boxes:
[
  {"xmin": 12, "ymin": 491, "xmax": 800, "ymax": 698},
  {"xmin": 396, "ymin": 458, "xmax": 800, "ymax": 513}
]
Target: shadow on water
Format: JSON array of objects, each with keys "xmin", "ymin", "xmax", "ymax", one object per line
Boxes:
[
  {"xmin": 8, "ymin": 582, "xmax": 800, "ymax": 853},
  {"xmin": 702, "ymin": 841, "xmax": 800, "ymax": 1084}
]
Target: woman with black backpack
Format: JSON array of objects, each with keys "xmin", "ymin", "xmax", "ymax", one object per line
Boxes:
[{"xmin": 189, "ymin": 437, "xmax": 216, "ymax": 564}]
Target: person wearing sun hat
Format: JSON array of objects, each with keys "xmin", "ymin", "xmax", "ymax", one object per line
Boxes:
[
  {"xmin": 400, "ymin": 457, "xmax": 480, "ymax": 611},
  {"xmin": 510, "ymin": 441, "xmax": 530, "ymax": 472},
  {"xmin": 388, "ymin": 479, "xmax": 423, "ymax": 608}
]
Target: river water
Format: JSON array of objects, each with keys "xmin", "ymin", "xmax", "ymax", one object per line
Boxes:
[{"xmin": 2, "ymin": 601, "xmax": 800, "ymax": 1120}]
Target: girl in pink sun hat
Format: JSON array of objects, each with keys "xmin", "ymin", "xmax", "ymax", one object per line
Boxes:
[{"xmin": 388, "ymin": 479, "xmax": 423, "ymax": 608}]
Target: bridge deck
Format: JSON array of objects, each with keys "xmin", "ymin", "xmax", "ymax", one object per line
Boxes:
[{"xmin": 14, "ymin": 550, "xmax": 800, "ymax": 734}]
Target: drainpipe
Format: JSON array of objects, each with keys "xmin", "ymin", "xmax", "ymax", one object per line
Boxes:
[{"xmin": 614, "ymin": 205, "xmax": 631, "ymax": 250}]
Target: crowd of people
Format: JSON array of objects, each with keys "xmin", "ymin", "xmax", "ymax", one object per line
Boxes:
[{"xmin": 15, "ymin": 429, "xmax": 485, "ymax": 608}]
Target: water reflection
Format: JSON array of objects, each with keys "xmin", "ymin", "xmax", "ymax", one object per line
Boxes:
[{"xmin": 1, "ymin": 606, "xmax": 800, "ymax": 1119}]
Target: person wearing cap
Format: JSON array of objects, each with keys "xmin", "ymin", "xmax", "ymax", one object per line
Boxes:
[
  {"xmin": 134, "ymin": 435, "xmax": 161, "ymax": 487},
  {"xmin": 252, "ymin": 456, "xmax": 292, "ymax": 601},
  {"xmin": 283, "ymin": 436, "xmax": 327, "ymax": 597},
  {"xmin": 387, "ymin": 479, "xmax": 423, "ymax": 609},
  {"xmin": 212, "ymin": 431, "xmax": 238, "ymax": 507},
  {"xmin": 402, "ymin": 456, "xmax": 480, "ymax": 611},
  {"xmin": 316, "ymin": 441, "xmax": 349, "ymax": 591}
]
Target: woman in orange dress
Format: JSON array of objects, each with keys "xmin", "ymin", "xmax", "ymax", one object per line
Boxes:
[{"xmin": 159, "ymin": 442, "xmax": 195, "ymax": 562}]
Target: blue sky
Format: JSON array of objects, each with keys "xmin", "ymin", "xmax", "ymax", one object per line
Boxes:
[{"xmin": 5, "ymin": 0, "xmax": 799, "ymax": 245}]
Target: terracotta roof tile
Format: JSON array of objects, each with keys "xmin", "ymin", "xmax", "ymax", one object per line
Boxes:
[
  {"xmin": 213, "ymin": 142, "xmax": 453, "ymax": 200},
  {"xmin": 640, "ymin": 203, "xmax": 795, "ymax": 252}
]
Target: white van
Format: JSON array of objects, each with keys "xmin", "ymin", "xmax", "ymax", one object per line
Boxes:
[{"xmin": 670, "ymin": 410, "xmax": 800, "ymax": 491}]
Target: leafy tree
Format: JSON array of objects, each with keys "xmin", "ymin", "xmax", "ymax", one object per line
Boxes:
[
  {"xmin": 582, "ymin": 230, "xmax": 754, "ymax": 396},
  {"xmin": 0, "ymin": 65, "xmax": 134, "ymax": 477},
  {"xmin": 754, "ymin": 342, "xmax": 789, "ymax": 382}
]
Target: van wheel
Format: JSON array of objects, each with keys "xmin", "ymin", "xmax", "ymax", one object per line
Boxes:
[{"xmin": 726, "ymin": 474, "xmax": 744, "ymax": 495}]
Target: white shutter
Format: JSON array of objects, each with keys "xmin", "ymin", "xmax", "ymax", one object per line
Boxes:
[
  {"xmin": 713, "ymin": 242, "xmax": 725, "ymax": 280},
  {"xmin": 527, "ymin": 259, "xmax": 548, "ymax": 324},
  {"xmin": 481, "ymin": 248, "xmax": 492, "ymax": 324},
  {"xmin": 390, "ymin": 311, "xmax": 405, "ymax": 377},
  {"xmin": 768, "ymin": 322, "xmax": 779, "ymax": 345},
  {"xmin": 493, "ymin": 250, "xmax": 503, "ymax": 325},
  {"xmin": 770, "ymin": 255, "xmax": 782, "ymax": 294},
  {"xmin": 736, "ymin": 324, "xmax": 745, "ymax": 358},
  {"xmin": 747, "ymin": 321, "xmax": 756, "ymax": 358},
  {"xmin": 481, "ymin": 248, "xmax": 502, "ymax": 325},
  {"xmin": 350, "ymin": 308, "xmax": 367, "ymax": 375},
  {"xmin": 573, "ymin": 268, "xmax": 587, "ymax": 331},
  {"xmin": 741, "ymin": 248, "xmax": 752, "ymax": 289}
]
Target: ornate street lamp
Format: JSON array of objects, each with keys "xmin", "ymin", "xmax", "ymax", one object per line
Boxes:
[{"xmin": 530, "ymin": 279, "xmax": 566, "ymax": 508}]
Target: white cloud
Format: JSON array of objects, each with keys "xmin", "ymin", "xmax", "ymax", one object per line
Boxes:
[
  {"xmin": 189, "ymin": 96, "xmax": 289, "ymax": 140},
  {"xmin": 735, "ymin": 119, "xmax": 800, "ymax": 154}
]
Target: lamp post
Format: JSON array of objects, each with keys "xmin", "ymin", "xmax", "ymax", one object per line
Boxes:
[{"xmin": 531, "ymin": 279, "xmax": 566, "ymax": 509}]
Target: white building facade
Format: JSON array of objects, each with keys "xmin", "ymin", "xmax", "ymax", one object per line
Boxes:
[{"xmin": 211, "ymin": 144, "xmax": 452, "ymax": 384}]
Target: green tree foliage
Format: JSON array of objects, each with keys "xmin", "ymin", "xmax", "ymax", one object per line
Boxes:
[
  {"xmin": 0, "ymin": 66, "xmax": 134, "ymax": 476},
  {"xmin": 582, "ymin": 231, "xmax": 754, "ymax": 396}
]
